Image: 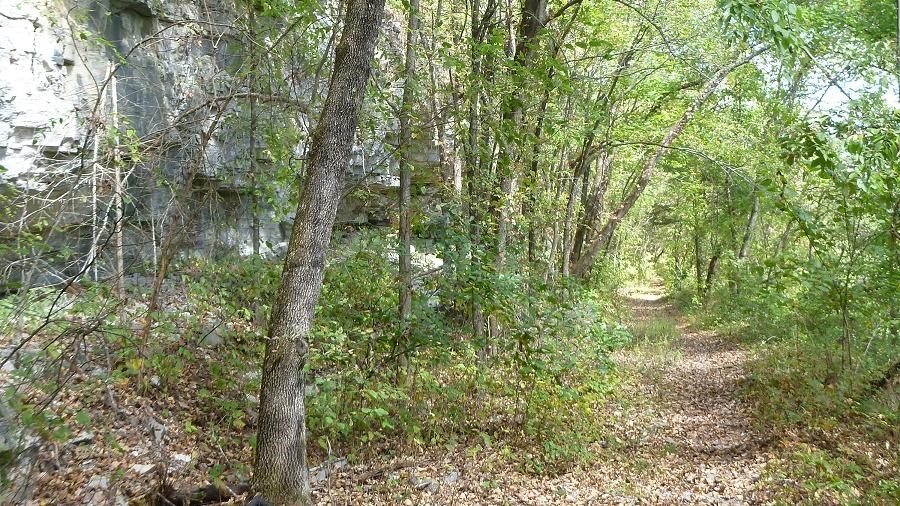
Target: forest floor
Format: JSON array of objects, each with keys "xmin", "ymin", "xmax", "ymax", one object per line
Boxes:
[
  {"xmin": 315, "ymin": 284, "xmax": 778, "ymax": 505},
  {"xmin": 13, "ymin": 282, "xmax": 893, "ymax": 504}
]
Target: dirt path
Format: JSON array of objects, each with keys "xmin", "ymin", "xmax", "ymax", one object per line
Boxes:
[
  {"xmin": 579, "ymin": 284, "xmax": 774, "ymax": 504},
  {"xmin": 312, "ymin": 285, "xmax": 777, "ymax": 504}
]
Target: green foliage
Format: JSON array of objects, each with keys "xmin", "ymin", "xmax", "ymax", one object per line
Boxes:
[
  {"xmin": 298, "ymin": 229, "xmax": 630, "ymax": 470},
  {"xmin": 720, "ymin": 0, "xmax": 804, "ymax": 54},
  {"xmin": 760, "ymin": 444, "xmax": 899, "ymax": 504},
  {"xmin": 3, "ymin": 0, "xmax": 896, "ymax": 498}
]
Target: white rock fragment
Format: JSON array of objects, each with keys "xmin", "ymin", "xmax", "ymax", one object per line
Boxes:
[
  {"xmin": 131, "ymin": 463, "xmax": 155, "ymax": 475},
  {"xmin": 86, "ymin": 474, "xmax": 108, "ymax": 490},
  {"xmin": 172, "ymin": 453, "xmax": 192, "ymax": 464}
]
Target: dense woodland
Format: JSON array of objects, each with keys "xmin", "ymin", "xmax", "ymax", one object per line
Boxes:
[{"xmin": 0, "ymin": 0, "xmax": 898, "ymax": 504}]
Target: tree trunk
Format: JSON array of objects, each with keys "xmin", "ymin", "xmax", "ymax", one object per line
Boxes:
[
  {"xmin": 694, "ymin": 230, "xmax": 704, "ymax": 298},
  {"xmin": 572, "ymin": 47, "xmax": 766, "ymax": 276},
  {"xmin": 525, "ymin": 90, "xmax": 550, "ymax": 264},
  {"xmin": 567, "ymin": 27, "xmax": 646, "ymax": 265},
  {"xmin": 572, "ymin": 151, "xmax": 612, "ymax": 261},
  {"xmin": 252, "ymin": 1, "xmax": 385, "ymax": 502},
  {"xmin": 704, "ymin": 252, "xmax": 720, "ymax": 297},
  {"xmin": 495, "ymin": 0, "xmax": 548, "ymax": 266},
  {"xmin": 543, "ymin": 144, "xmax": 568, "ymax": 283},
  {"xmin": 111, "ymin": 74, "xmax": 125, "ymax": 304},
  {"xmin": 570, "ymin": 155, "xmax": 594, "ymax": 262},
  {"xmin": 467, "ymin": 0, "xmax": 486, "ymax": 349},
  {"xmin": 561, "ymin": 153, "xmax": 590, "ymax": 277},
  {"xmin": 522, "ymin": 0, "xmax": 569, "ymax": 266},
  {"xmin": 249, "ymin": 4, "xmax": 261, "ymax": 256},
  {"xmin": 777, "ymin": 219, "xmax": 794, "ymax": 255},
  {"xmin": 397, "ymin": 0, "xmax": 419, "ymax": 373},
  {"xmin": 890, "ymin": 199, "xmax": 899, "ymax": 337},
  {"xmin": 738, "ymin": 194, "xmax": 759, "ymax": 260}
]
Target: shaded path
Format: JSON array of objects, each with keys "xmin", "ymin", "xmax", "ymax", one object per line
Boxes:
[{"xmin": 580, "ymin": 284, "xmax": 774, "ymax": 504}]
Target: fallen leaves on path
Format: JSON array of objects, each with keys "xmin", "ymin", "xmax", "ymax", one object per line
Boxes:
[{"xmin": 302, "ymin": 285, "xmax": 779, "ymax": 505}]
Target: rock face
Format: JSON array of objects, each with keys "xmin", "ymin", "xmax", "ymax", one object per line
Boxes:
[{"xmin": 0, "ymin": 0, "xmax": 439, "ymax": 284}]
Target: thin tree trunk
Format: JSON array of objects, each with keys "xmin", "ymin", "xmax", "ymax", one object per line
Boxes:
[
  {"xmin": 694, "ymin": 230, "xmax": 704, "ymax": 298},
  {"xmin": 467, "ymin": 0, "xmax": 485, "ymax": 349},
  {"xmin": 543, "ymin": 145, "xmax": 568, "ymax": 283},
  {"xmin": 776, "ymin": 219, "xmax": 794, "ymax": 255},
  {"xmin": 398, "ymin": 0, "xmax": 419, "ymax": 373},
  {"xmin": 249, "ymin": 4, "xmax": 261, "ymax": 256},
  {"xmin": 111, "ymin": 75, "xmax": 125, "ymax": 302},
  {"xmin": 570, "ymin": 154, "xmax": 594, "ymax": 262},
  {"xmin": 87, "ymin": 64, "xmax": 112, "ymax": 282},
  {"xmin": 560, "ymin": 156, "xmax": 586, "ymax": 277},
  {"xmin": 738, "ymin": 193, "xmax": 759, "ymax": 260},
  {"xmin": 732, "ymin": 192, "xmax": 760, "ymax": 292},
  {"xmin": 524, "ymin": 5, "xmax": 578, "ymax": 263},
  {"xmin": 252, "ymin": 1, "xmax": 385, "ymax": 502},
  {"xmin": 567, "ymin": 27, "xmax": 647, "ymax": 264},
  {"xmin": 496, "ymin": 0, "xmax": 548, "ymax": 266},
  {"xmin": 572, "ymin": 47, "xmax": 766, "ymax": 276},
  {"xmin": 704, "ymin": 252, "xmax": 719, "ymax": 297},
  {"xmin": 426, "ymin": 0, "xmax": 456, "ymax": 193},
  {"xmin": 889, "ymin": 200, "xmax": 899, "ymax": 337}
]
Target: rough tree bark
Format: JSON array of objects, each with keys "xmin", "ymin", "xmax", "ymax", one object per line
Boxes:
[
  {"xmin": 571, "ymin": 47, "xmax": 766, "ymax": 276},
  {"xmin": 252, "ymin": 1, "xmax": 386, "ymax": 503}
]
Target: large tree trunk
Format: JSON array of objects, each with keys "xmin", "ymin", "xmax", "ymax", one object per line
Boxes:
[
  {"xmin": 571, "ymin": 47, "xmax": 766, "ymax": 276},
  {"xmin": 252, "ymin": 1, "xmax": 385, "ymax": 503},
  {"xmin": 397, "ymin": 0, "xmax": 419, "ymax": 373}
]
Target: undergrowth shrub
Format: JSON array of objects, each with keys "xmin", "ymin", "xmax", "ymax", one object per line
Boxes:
[
  {"xmin": 299, "ymin": 230, "xmax": 631, "ymax": 471},
  {"xmin": 678, "ymin": 265, "xmax": 899, "ymax": 503},
  {"xmin": 1, "ymin": 228, "xmax": 633, "ymax": 485}
]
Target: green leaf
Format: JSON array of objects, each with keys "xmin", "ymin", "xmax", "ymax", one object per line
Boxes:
[{"xmin": 74, "ymin": 410, "xmax": 91, "ymax": 427}]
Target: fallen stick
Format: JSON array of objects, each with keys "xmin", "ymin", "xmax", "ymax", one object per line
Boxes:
[{"xmin": 353, "ymin": 458, "xmax": 416, "ymax": 483}]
